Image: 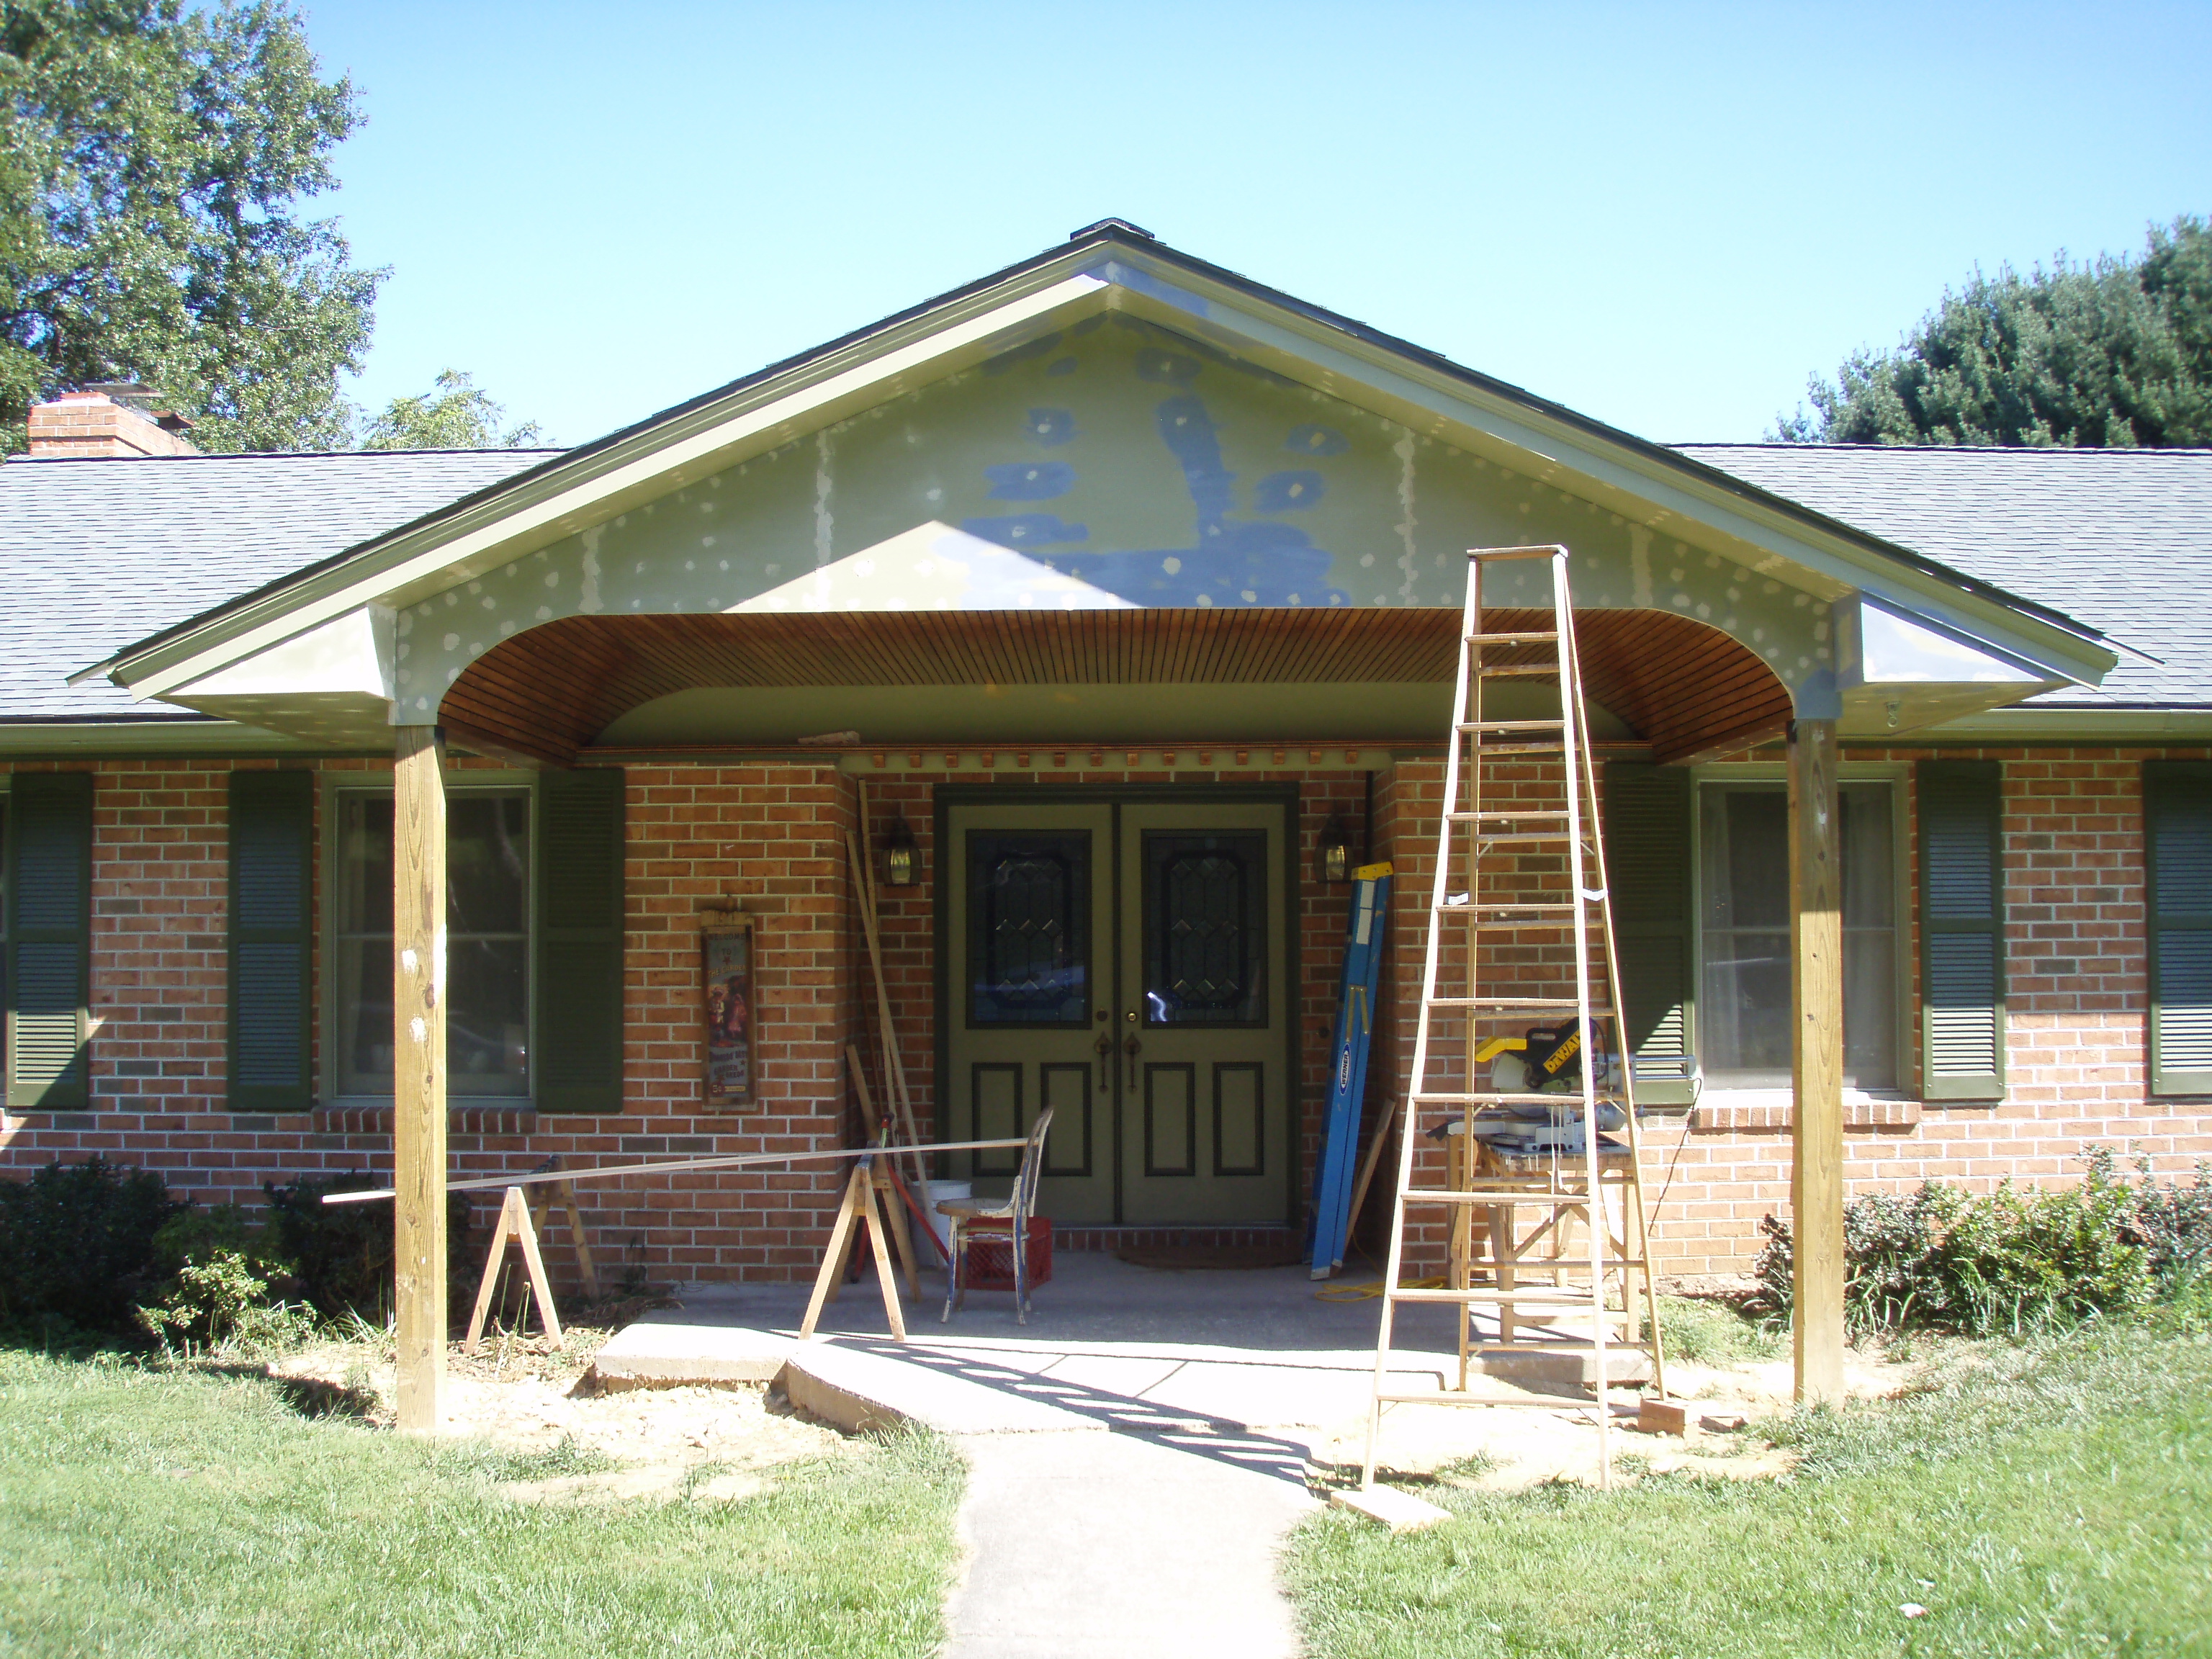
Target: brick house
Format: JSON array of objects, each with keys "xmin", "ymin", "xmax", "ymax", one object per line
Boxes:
[{"xmin": 1, "ymin": 222, "xmax": 2206, "ymax": 1314}]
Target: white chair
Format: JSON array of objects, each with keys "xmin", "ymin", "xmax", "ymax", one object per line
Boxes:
[{"xmin": 938, "ymin": 1106, "xmax": 1053, "ymax": 1324}]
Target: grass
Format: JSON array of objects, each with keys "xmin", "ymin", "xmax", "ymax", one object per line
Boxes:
[
  {"xmin": 0, "ymin": 1348, "xmax": 963, "ymax": 1658},
  {"xmin": 1287, "ymin": 1326, "xmax": 2212, "ymax": 1658},
  {"xmin": 1653, "ymin": 1295, "xmax": 1783, "ymax": 1366}
]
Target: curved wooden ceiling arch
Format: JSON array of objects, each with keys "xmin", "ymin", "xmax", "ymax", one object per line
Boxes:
[{"xmin": 439, "ymin": 606, "xmax": 1791, "ymax": 767}]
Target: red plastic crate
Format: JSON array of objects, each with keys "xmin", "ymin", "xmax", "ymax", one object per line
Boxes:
[{"xmin": 960, "ymin": 1216, "xmax": 1053, "ymax": 1293}]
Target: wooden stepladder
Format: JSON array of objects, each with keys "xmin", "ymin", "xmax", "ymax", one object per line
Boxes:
[{"xmin": 1359, "ymin": 545, "xmax": 1666, "ymax": 1492}]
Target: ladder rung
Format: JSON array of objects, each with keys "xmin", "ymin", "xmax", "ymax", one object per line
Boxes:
[
  {"xmin": 1388, "ymin": 1287, "xmax": 1614, "ymax": 1306},
  {"xmin": 1469, "ymin": 832, "xmax": 1590, "ymax": 848},
  {"xmin": 1410, "ymin": 1091, "xmax": 1627, "ymax": 1105},
  {"xmin": 1436, "ymin": 900, "xmax": 1581, "ymax": 914},
  {"xmin": 1465, "ymin": 741, "xmax": 1570, "ymax": 754},
  {"xmin": 1467, "ymin": 631, "xmax": 1558, "ymax": 644},
  {"xmin": 1456, "ymin": 719, "xmax": 1563, "ymax": 733},
  {"xmin": 1449, "ymin": 810, "xmax": 1572, "ymax": 822},
  {"xmin": 1403, "ymin": 1189, "xmax": 1617, "ymax": 1207},
  {"xmin": 1425, "ymin": 997, "xmax": 1616, "ymax": 1011},
  {"xmin": 1478, "ymin": 665, "xmax": 1561, "ymax": 678}
]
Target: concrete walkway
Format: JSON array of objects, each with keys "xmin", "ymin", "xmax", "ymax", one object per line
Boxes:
[{"xmin": 609, "ymin": 1254, "xmax": 1475, "ymax": 1658}]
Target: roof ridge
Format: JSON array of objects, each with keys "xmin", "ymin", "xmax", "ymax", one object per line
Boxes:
[
  {"xmin": 1671, "ymin": 441, "xmax": 2212, "ymax": 458},
  {"xmin": 3, "ymin": 448, "xmax": 567, "ymax": 467}
]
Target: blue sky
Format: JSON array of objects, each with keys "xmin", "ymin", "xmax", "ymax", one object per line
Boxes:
[{"xmin": 304, "ymin": 1, "xmax": 2212, "ymax": 449}]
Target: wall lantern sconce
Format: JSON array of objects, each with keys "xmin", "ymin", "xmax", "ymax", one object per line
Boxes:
[
  {"xmin": 1318, "ymin": 819, "xmax": 1352, "ymax": 884},
  {"xmin": 884, "ymin": 817, "xmax": 920, "ymax": 887}
]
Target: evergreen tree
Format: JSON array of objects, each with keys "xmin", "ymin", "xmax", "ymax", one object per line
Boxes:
[
  {"xmin": 0, "ymin": 0, "xmax": 380, "ymax": 452},
  {"xmin": 1777, "ymin": 216, "xmax": 2212, "ymax": 447}
]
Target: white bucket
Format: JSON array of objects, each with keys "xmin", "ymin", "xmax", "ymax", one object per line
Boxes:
[{"xmin": 919, "ymin": 1180, "xmax": 972, "ymax": 1258}]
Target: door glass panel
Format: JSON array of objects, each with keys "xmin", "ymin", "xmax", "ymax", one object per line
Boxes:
[
  {"xmin": 968, "ymin": 832, "xmax": 1089, "ymax": 1025},
  {"xmin": 1143, "ymin": 832, "xmax": 1266, "ymax": 1025}
]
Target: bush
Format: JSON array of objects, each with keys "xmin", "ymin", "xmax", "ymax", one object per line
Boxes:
[
  {"xmin": 136, "ymin": 1249, "xmax": 318, "ymax": 1357},
  {"xmin": 0, "ymin": 1158, "xmax": 185, "ymax": 1334},
  {"xmin": 264, "ymin": 1172, "xmax": 472, "ymax": 1321},
  {"xmin": 134, "ymin": 1203, "xmax": 315, "ymax": 1357},
  {"xmin": 1754, "ymin": 1148, "xmax": 2212, "ymax": 1340}
]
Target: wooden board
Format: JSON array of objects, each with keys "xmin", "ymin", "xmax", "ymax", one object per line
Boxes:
[
  {"xmin": 392, "ymin": 725, "xmax": 447, "ymax": 1437},
  {"xmin": 1789, "ymin": 717, "xmax": 1846, "ymax": 1406}
]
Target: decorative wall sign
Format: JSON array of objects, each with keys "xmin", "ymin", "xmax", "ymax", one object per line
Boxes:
[{"xmin": 701, "ymin": 914, "xmax": 755, "ymax": 1109}]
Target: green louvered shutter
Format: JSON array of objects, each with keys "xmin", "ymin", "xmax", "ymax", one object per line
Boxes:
[
  {"xmin": 1918, "ymin": 760, "xmax": 2005, "ymax": 1101},
  {"xmin": 535, "ymin": 768, "xmax": 625, "ymax": 1113},
  {"xmin": 7, "ymin": 772, "xmax": 92, "ymax": 1109},
  {"xmin": 1604, "ymin": 762, "xmax": 1696, "ymax": 1106},
  {"xmin": 228, "ymin": 770, "xmax": 314, "ymax": 1112},
  {"xmin": 2146, "ymin": 761, "xmax": 2212, "ymax": 1097}
]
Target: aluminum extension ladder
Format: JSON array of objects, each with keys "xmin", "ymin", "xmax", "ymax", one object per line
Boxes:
[{"xmin": 1359, "ymin": 544, "xmax": 1667, "ymax": 1493}]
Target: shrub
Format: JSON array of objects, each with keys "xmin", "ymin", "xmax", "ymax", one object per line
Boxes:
[
  {"xmin": 1755, "ymin": 1148, "xmax": 2206, "ymax": 1340},
  {"xmin": 264, "ymin": 1172, "xmax": 471, "ymax": 1321},
  {"xmin": 136, "ymin": 1249, "xmax": 317, "ymax": 1357},
  {"xmin": 0, "ymin": 1158, "xmax": 185, "ymax": 1334}
]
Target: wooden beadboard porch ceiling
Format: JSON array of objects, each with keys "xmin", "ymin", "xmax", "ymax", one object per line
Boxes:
[{"xmin": 439, "ymin": 607, "xmax": 1791, "ymax": 767}]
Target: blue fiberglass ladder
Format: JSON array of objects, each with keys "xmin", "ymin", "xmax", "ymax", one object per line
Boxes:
[{"xmin": 1308, "ymin": 862, "xmax": 1393, "ymax": 1279}]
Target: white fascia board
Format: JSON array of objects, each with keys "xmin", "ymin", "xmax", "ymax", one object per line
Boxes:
[
  {"xmin": 1915, "ymin": 704, "xmax": 2212, "ymax": 742},
  {"xmin": 171, "ymin": 606, "xmax": 395, "ymax": 701},
  {"xmin": 1100, "ymin": 263, "xmax": 2118, "ymax": 690},
  {"xmin": 113, "ymin": 270, "xmax": 1112, "ymax": 701}
]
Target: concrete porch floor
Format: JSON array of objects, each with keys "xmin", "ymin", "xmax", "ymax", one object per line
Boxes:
[{"xmin": 598, "ymin": 1252, "xmax": 1653, "ymax": 1658}]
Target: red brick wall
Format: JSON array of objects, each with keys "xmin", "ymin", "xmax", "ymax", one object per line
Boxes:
[
  {"xmin": 1377, "ymin": 745, "xmax": 2212, "ymax": 1281},
  {"xmin": 6, "ymin": 745, "xmax": 2208, "ymax": 1290}
]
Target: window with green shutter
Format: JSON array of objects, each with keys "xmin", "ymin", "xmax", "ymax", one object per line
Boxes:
[
  {"xmin": 1917, "ymin": 760, "xmax": 2005, "ymax": 1101},
  {"xmin": 6, "ymin": 771, "xmax": 92, "ymax": 1110},
  {"xmin": 1604, "ymin": 763, "xmax": 1696, "ymax": 1105},
  {"xmin": 2146, "ymin": 761, "xmax": 2212, "ymax": 1097},
  {"xmin": 229, "ymin": 770, "xmax": 314, "ymax": 1112},
  {"xmin": 534, "ymin": 768, "xmax": 625, "ymax": 1114}
]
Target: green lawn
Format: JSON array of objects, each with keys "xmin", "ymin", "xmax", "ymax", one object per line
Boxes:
[
  {"xmin": 0, "ymin": 1350, "xmax": 962, "ymax": 1658},
  {"xmin": 1289, "ymin": 1328, "xmax": 2212, "ymax": 1658}
]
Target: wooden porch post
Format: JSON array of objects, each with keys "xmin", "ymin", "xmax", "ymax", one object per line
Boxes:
[
  {"xmin": 1788, "ymin": 717, "xmax": 1845, "ymax": 1405},
  {"xmin": 393, "ymin": 725, "xmax": 448, "ymax": 1435}
]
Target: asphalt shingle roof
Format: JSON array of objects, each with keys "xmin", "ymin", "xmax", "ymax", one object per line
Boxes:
[
  {"xmin": 1, "ymin": 441, "xmax": 2206, "ymax": 726},
  {"xmin": 1673, "ymin": 444, "xmax": 2212, "ymax": 709},
  {"xmin": 0, "ymin": 449, "xmax": 561, "ymax": 719}
]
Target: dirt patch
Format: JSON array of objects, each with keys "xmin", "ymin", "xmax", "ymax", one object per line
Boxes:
[
  {"xmin": 1309, "ymin": 1343, "xmax": 1923, "ymax": 1494},
  {"xmin": 267, "ymin": 1325, "xmax": 845, "ymax": 1505}
]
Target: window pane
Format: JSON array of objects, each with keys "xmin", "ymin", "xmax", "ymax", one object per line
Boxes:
[
  {"xmin": 337, "ymin": 795, "xmax": 393, "ymax": 935},
  {"xmin": 336, "ymin": 936, "xmax": 395, "ymax": 1095},
  {"xmin": 1699, "ymin": 783, "xmax": 1897, "ymax": 1087},
  {"xmin": 335, "ymin": 787, "xmax": 530, "ymax": 1097},
  {"xmin": 969, "ymin": 832, "xmax": 1089, "ymax": 1025},
  {"xmin": 1144, "ymin": 832, "xmax": 1267, "ymax": 1025},
  {"xmin": 448, "ymin": 935, "xmax": 529, "ymax": 1094},
  {"xmin": 449, "ymin": 796, "xmax": 529, "ymax": 935}
]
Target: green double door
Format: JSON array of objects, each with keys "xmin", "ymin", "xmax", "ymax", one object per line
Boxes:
[{"xmin": 942, "ymin": 795, "xmax": 1293, "ymax": 1226}]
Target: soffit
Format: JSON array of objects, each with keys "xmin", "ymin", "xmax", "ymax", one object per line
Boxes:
[{"xmin": 435, "ymin": 606, "xmax": 1791, "ymax": 768}]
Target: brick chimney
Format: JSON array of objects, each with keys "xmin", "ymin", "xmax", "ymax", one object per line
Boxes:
[{"xmin": 26, "ymin": 385, "xmax": 199, "ymax": 459}]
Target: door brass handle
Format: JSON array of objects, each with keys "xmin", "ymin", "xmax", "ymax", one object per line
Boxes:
[
  {"xmin": 1094, "ymin": 1031, "xmax": 1113, "ymax": 1090},
  {"xmin": 1123, "ymin": 1033, "xmax": 1142, "ymax": 1059}
]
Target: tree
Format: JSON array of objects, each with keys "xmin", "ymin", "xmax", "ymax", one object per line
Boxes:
[
  {"xmin": 360, "ymin": 369, "xmax": 544, "ymax": 450},
  {"xmin": 1776, "ymin": 216, "xmax": 2212, "ymax": 447},
  {"xmin": 0, "ymin": 0, "xmax": 381, "ymax": 452}
]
